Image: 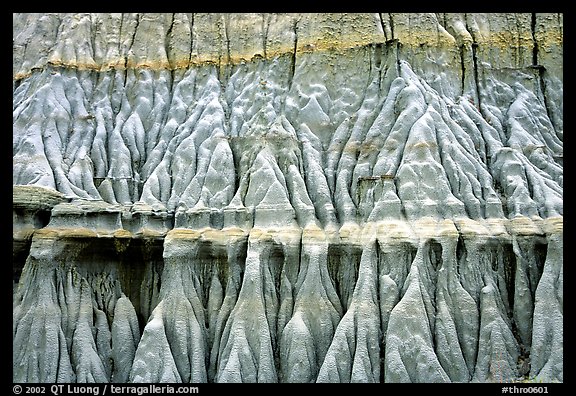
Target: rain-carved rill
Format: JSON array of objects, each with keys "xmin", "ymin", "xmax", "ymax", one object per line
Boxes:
[{"xmin": 13, "ymin": 13, "xmax": 563, "ymax": 383}]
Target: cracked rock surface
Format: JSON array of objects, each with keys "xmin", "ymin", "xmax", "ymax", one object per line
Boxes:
[{"xmin": 13, "ymin": 13, "xmax": 562, "ymax": 383}]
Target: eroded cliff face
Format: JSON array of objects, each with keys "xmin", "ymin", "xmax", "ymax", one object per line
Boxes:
[{"xmin": 13, "ymin": 13, "xmax": 563, "ymax": 383}]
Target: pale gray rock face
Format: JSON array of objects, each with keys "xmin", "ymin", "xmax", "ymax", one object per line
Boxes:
[{"xmin": 13, "ymin": 13, "xmax": 562, "ymax": 383}]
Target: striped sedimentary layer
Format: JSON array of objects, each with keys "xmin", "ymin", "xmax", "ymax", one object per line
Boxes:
[{"xmin": 13, "ymin": 13, "xmax": 562, "ymax": 383}]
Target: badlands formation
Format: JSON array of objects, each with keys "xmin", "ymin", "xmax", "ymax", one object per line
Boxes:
[{"xmin": 13, "ymin": 13, "xmax": 563, "ymax": 383}]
